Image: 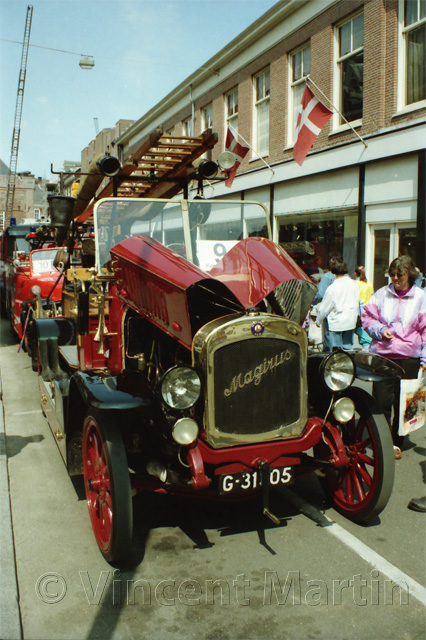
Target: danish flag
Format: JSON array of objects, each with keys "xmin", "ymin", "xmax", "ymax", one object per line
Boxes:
[
  {"xmin": 224, "ymin": 128, "xmax": 249, "ymax": 187},
  {"xmin": 293, "ymin": 85, "xmax": 332, "ymax": 166}
]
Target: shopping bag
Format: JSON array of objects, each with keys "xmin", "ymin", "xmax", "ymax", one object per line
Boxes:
[
  {"xmin": 398, "ymin": 370, "xmax": 426, "ymax": 436},
  {"xmin": 308, "ymin": 305, "xmax": 322, "ymax": 348}
]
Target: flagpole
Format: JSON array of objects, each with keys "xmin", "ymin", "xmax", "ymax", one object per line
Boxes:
[
  {"xmin": 306, "ymin": 76, "xmax": 368, "ymax": 149},
  {"xmin": 228, "ymin": 124, "xmax": 275, "ymax": 174}
]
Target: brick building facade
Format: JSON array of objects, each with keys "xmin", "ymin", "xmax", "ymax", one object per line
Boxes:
[{"xmin": 110, "ymin": 0, "xmax": 425, "ymax": 284}]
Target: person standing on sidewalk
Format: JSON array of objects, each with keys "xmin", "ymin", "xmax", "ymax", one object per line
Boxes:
[
  {"xmin": 354, "ymin": 265, "xmax": 373, "ymax": 351},
  {"xmin": 315, "ymin": 257, "xmax": 360, "ymax": 350},
  {"xmin": 312, "ymin": 254, "xmax": 339, "ymax": 351},
  {"xmin": 362, "ymin": 256, "xmax": 426, "ymax": 459}
]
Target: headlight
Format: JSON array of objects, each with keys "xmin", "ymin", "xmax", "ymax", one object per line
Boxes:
[
  {"xmin": 322, "ymin": 351, "xmax": 355, "ymax": 391},
  {"xmin": 172, "ymin": 418, "xmax": 199, "ymax": 445},
  {"xmin": 160, "ymin": 366, "xmax": 201, "ymax": 410},
  {"xmin": 332, "ymin": 397, "xmax": 355, "ymax": 423}
]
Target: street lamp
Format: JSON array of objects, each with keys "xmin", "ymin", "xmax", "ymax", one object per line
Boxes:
[{"xmin": 79, "ymin": 55, "xmax": 95, "ymax": 70}]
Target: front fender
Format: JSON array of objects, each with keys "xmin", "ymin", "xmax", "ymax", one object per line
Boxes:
[
  {"xmin": 308, "ymin": 350, "xmax": 404, "ymax": 384},
  {"xmin": 352, "ymin": 351, "xmax": 404, "ymax": 382},
  {"xmin": 307, "ymin": 350, "xmax": 404, "ymax": 415},
  {"xmin": 70, "ymin": 371, "xmax": 153, "ymax": 411}
]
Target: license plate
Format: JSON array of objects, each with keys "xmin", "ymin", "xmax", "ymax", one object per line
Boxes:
[{"xmin": 219, "ymin": 466, "xmax": 293, "ymax": 494}]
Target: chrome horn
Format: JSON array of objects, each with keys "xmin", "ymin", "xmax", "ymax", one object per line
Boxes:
[{"xmin": 93, "ymin": 286, "xmax": 106, "ymax": 355}]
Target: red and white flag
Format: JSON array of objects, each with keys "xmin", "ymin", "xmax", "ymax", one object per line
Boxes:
[
  {"xmin": 224, "ymin": 128, "xmax": 249, "ymax": 187},
  {"xmin": 293, "ymin": 85, "xmax": 332, "ymax": 166}
]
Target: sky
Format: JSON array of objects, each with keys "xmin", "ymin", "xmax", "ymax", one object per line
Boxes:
[{"xmin": 0, "ymin": 0, "xmax": 278, "ymax": 180}]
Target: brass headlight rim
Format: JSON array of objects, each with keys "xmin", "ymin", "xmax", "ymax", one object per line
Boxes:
[{"xmin": 321, "ymin": 350, "xmax": 355, "ymax": 392}]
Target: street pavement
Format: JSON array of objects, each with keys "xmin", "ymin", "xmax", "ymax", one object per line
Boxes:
[{"xmin": 0, "ymin": 317, "xmax": 425, "ymax": 640}]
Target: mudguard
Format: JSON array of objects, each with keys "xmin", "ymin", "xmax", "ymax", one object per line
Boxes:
[
  {"xmin": 33, "ymin": 317, "xmax": 76, "ymax": 345},
  {"xmin": 352, "ymin": 351, "xmax": 404, "ymax": 381},
  {"xmin": 307, "ymin": 351, "xmax": 404, "ymax": 415},
  {"xmin": 70, "ymin": 371, "xmax": 154, "ymax": 411},
  {"xmin": 308, "ymin": 350, "xmax": 404, "ymax": 383}
]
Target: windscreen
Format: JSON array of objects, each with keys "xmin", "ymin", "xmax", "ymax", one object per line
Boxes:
[
  {"xmin": 30, "ymin": 249, "xmax": 58, "ymax": 275},
  {"xmin": 93, "ymin": 198, "xmax": 270, "ymax": 273}
]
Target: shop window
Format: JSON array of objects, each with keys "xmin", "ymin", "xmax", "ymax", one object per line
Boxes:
[
  {"xmin": 335, "ymin": 13, "xmax": 364, "ymax": 124},
  {"xmin": 288, "ymin": 44, "xmax": 311, "ymax": 145},
  {"xmin": 253, "ymin": 69, "xmax": 270, "ymax": 156},
  {"xmin": 399, "ymin": 0, "xmax": 426, "ymax": 106},
  {"xmin": 225, "ymin": 88, "xmax": 238, "ymax": 137},
  {"xmin": 278, "ymin": 210, "xmax": 358, "ymax": 277}
]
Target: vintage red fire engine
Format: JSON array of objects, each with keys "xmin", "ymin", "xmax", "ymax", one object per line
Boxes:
[
  {"xmin": 0, "ymin": 221, "xmax": 60, "ymax": 340},
  {"xmin": 32, "ymin": 129, "xmax": 401, "ymax": 562},
  {"xmin": 0, "ymin": 211, "xmax": 86, "ymax": 364}
]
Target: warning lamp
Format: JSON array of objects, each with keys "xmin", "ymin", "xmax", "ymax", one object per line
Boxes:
[
  {"xmin": 10, "ymin": 217, "xmax": 17, "ymax": 226},
  {"xmin": 90, "ymin": 226, "xmax": 95, "ymax": 238},
  {"xmin": 28, "ymin": 225, "xmax": 38, "ymax": 239}
]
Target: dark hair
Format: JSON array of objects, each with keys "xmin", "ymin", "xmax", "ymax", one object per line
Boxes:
[
  {"xmin": 331, "ymin": 257, "xmax": 348, "ymax": 275},
  {"xmin": 328, "ymin": 253, "xmax": 342, "ymax": 269},
  {"xmin": 355, "ymin": 266, "xmax": 367, "ymax": 282},
  {"xmin": 388, "ymin": 256, "xmax": 418, "ymax": 286}
]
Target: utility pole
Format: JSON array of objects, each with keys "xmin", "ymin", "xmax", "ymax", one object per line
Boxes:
[{"xmin": 5, "ymin": 5, "xmax": 33, "ymax": 225}]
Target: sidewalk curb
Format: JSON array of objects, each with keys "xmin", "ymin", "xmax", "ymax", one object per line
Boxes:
[{"xmin": 0, "ymin": 368, "xmax": 23, "ymax": 639}]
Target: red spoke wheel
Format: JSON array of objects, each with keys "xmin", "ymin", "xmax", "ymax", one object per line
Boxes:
[
  {"xmin": 82, "ymin": 409, "xmax": 133, "ymax": 562},
  {"xmin": 316, "ymin": 388, "xmax": 395, "ymax": 522}
]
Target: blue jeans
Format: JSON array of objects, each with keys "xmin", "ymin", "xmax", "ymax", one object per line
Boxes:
[
  {"xmin": 328, "ymin": 329, "xmax": 354, "ymax": 350},
  {"xmin": 355, "ymin": 325, "xmax": 372, "ymax": 348},
  {"xmin": 322, "ymin": 318, "xmax": 331, "ymax": 351}
]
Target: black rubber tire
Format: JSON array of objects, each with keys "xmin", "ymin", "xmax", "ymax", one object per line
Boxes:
[
  {"xmin": 82, "ymin": 408, "xmax": 133, "ymax": 562},
  {"xmin": 316, "ymin": 387, "xmax": 395, "ymax": 522}
]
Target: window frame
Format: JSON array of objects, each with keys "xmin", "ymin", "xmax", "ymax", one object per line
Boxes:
[
  {"xmin": 288, "ymin": 43, "xmax": 311, "ymax": 146},
  {"xmin": 201, "ymin": 103, "xmax": 213, "ymax": 131},
  {"xmin": 333, "ymin": 11, "xmax": 364, "ymax": 129},
  {"xmin": 225, "ymin": 88, "xmax": 238, "ymax": 140},
  {"xmin": 253, "ymin": 68, "xmax": 270, "ymax": 157},
  {"xmin": 397, "ymin": 0, "xmax": 426, "ymax": 112},
  {"xmin": 182, "ymin": 117, "xmax": 193, "ymax": 137}
]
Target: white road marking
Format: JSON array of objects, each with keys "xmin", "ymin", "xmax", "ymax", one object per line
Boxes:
[{"xmin": 324, "ymin": 517, "xmax": 426, "ymax": 606}]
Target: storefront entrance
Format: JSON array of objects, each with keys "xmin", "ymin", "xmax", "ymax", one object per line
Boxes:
[{"xmin": 367, "ymin": 223, "xmax": 417, "ymax": 291}]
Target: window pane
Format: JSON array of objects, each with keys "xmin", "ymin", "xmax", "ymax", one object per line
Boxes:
[
  {"xmin": 399, "ymin": 227, "xmax": 417, "ymax": 264},
  {"xmin": 405, "ymin": 0, "xmax": 419, "ymax": 25},
  {"xmin": 339, "ymin": 21, "xmax": 352, "ymax": 56},
  {"xmin": 353, "ymin": 13, "xmax": 364, "ymax": 50},
  {"xmin": 373, "ymin": 229, "xmax": 390, "ymax": 290},
  {"xmin": 203, "ymin": 105, "xmax": 212, "ymax": 129},
  {"xmin": 228, "ymin": 115, "xmax": 238, "ymax": 134},
  {"xmin": 407, "ymin": 23, "xmax": 426, "ymax": 103},
  {"xmin": 293, "ymin": 50, "xmax": 302, "ymax": 81},
  {"xmin": 264, "ymin": 70, "xmax": 270, "ymax": 96},
  {"xmin": 227, "ymin": 91, "xmax": 238, "ymax": 116},
  {"xmin": 303, "ymin": 46, "xmax": 311, "ymax": 75},
  {"xmin": 421, "ymin": 0, "xmax": 426, "ymax": 19},
  {"xmin": 341, "ymin": 51, "xmax": 363, "ymax": 121},
  {"xmin": 256, "ymin": 100, "xmax": 269, "ymax": 154},
  {"xmin": 256, "ymin": 74, "xmax": 264, "ymax": 101},
  {"xmin": 278, "ymin": 211, "xmax": 358, "ymax": 277},
  {"xmin": 293, "ymin": 82, "xmax": 305, "ymax": 135}
]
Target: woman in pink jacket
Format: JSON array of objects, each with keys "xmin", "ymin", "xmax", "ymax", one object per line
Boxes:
[{"xmin": 362, "ymin": 256, "xmax": 426, "ymax": 459}]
